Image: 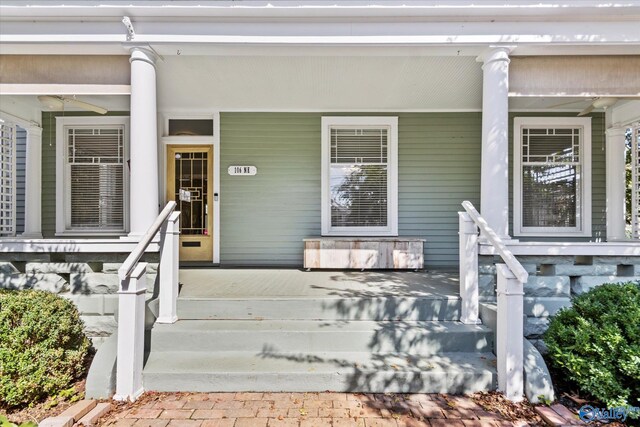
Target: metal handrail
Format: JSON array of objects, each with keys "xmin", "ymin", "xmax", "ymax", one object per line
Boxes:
[
  {"xmin": 461, "ymin": 200, "xmax": 529, "ymax": 283},
  {"xmin": 118, "ymin": 201, "xmax": 177, "ymax": 281}
]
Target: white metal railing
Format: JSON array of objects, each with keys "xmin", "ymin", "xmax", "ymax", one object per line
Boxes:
[
  {"xmin": 114, "ymin": 201, "xmax": 180, "ymax": 402},
  {"xmin": 459, "ymin": 200, "xmax": 528, "ymax": 402}
]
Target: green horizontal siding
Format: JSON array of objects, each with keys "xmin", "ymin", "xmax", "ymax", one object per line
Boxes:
[{"xmin": 219, "ymin": 112, "xmax": 482, "ymax": 268}]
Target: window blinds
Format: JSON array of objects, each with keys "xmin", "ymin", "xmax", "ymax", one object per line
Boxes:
[
  {"xmin": 521, "ymin": 127, "xmax": 580, "ymax": 228},
  {"xmin": 330, "ymin": 127, "xmax": 388, "ymax": 228},
  {"xmin": 0, "ymin": 121, "xmax": 15, "ymax": 236},
  {"xmin": 67, "ymin": 127, "xmax": 125, "ymax": 230}
]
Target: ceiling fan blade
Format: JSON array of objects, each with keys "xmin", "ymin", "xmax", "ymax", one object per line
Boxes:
[
  {"xmin": 37, "ymin": 95, "xmax": 65, "ymax": 110},
  {"xmin": 63, "ymin": 97, "xmax": 108, "ymax": 115},
  {"xmin": 577, "ymin": 104, "xmax": 595, "ymax": 116},
  {"xmin": 548, "ymin": 99, "xmax": 590, "ymax": 109}
]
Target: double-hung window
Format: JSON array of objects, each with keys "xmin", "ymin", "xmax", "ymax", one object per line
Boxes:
[
  {"xmin": 56, "ymin": 116, "xmax": 129, "ymax": 235},
  {"xmin": 321, "ymin": 117, "xmax": 398, "ymax": 236},
  {"xmin": 513, "ymin": 117, "xmax": 591, "ymax": 237}
]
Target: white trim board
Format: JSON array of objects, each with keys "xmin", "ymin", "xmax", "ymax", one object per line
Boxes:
[
  {"xmin": 159, "ymin": 111, "xmax": 220, "ymax": 264},
  {"xmin": 0, "ymin": 238, "xmax": 159, "ymax": 253},
  {"xmin": 320, "ymin": 116, "xmax": 398, "ymax": 237},
  {"xmin": 513, "ymin": 116, "xmax": 592, "ymax": 238},
  {"xmin": 55, "ymin": 115, "xmax": 131, "ymax": 236},
  {"xmin": 480, "ymin": 241, "xmax": 640, "ymax": 257},
  {"xmin": 0, "ymin": 84, "xmax": 131, "ymax": 96}
]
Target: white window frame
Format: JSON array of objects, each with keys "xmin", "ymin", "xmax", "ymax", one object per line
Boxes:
[
  {"xmin": 321, "ymin": 116, "xmax": 398, "ymax": 236},
  {"xmin": 513, "ymin": 116, "xmax": 592, "ymax": 237},
  {"xmin": 56, "ymin": 116, "xmax": 130, "ymax": 236}
]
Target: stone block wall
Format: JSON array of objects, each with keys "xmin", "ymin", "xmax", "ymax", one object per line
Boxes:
[
  {"xmin": 479, "ymin": 255, "xmax": 640, "ymax": 353},
  {"xmin": 0, "ymin": 253, "xmax": 159, "ymax": 349}
]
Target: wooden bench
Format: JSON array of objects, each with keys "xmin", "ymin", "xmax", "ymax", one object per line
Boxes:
[{"xmin": 303, "ymin": 237, "xmax": 425, "ymax": 270}]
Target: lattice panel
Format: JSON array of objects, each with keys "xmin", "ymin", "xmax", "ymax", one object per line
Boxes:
[
  {"xmin": 633, "ymin": 126, "xmax": 640, "ymax": 239},
  {"xmin": 0, "ymin": 120, "xmax": 15, "ymax": 236}
]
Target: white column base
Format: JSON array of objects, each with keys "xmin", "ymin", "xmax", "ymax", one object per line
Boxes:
[{"xmin": 496, "ymin": 263, "xmax": 524, "ymax": 402}]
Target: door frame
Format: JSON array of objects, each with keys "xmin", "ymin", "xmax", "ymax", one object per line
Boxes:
[{"xmin": 160, "ymin": 111, "xmax": 220, "ymax": 264}]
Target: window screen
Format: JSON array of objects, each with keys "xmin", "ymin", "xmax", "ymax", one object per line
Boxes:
[
  {"xmin": 330, "ymin": 127, "xmax": 388, "ymax": 228},
  {"xmin": 67, "ymin": 127, "xmax": 125, "ymax": 230},
  {"xmin": 521, "ymin": 127, "xmax": 581, "ymax": 228}
]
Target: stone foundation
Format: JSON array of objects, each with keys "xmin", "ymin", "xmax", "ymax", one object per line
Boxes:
[
  {"xmin": 479, "ymin": 254, "xmax": 640, "ymax": 352},
  {"xmin": 0, "ymin": 254, "xmax": 159, "ymax": 349}
]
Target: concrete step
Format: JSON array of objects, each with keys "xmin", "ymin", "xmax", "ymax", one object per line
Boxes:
[
  {"xmin": 176, "ymin": 296, "xmax": 461, "ymax": 321},
  {"xmin": 143, "ymin": 350, "xmax": 497, "ymax": 393},
  {"xmin": 149, "ymin": 320, "xmax": 492, "ymax": 354}
]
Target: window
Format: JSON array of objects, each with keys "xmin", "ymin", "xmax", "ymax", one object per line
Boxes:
[
  {"xmin": 0, "ymin": 118, "xmax": 15, "ymax": 236},
  {"xmin": 513, "ymin": 117, "xmax": 591, "ymax": 237},
  {"xmin": 321, "ymin": 117, "xmax": 398, "ymax": 236},
  {"xmin": 56, "ymin": 117, "xmax": 129, "ymax": 234}
]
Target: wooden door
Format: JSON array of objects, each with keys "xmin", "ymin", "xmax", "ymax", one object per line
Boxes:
[{"xmin": 167, "ymin": 145, "xmax": 213, "ymax": 261}]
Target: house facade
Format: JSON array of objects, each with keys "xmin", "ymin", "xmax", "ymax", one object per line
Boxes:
[{"xmin": 1, "ymin": 0, "xmax": 640, "ymax": 400}]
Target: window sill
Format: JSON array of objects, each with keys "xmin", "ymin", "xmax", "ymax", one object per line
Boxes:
[
  {"xmin": 514, "ymin": 230, "xmax": 592, "ymax": 238},
  {"xmin": 55, "ymin": 231, "xmax": 128, "ymax": 238}
]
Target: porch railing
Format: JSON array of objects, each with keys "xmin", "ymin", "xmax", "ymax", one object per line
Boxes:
[
  {"xmin": 114, "ymin": 201, "xmax": 181, "ymax": 402},
  {"xmin": 459, "ymin": 200, "xmax": 528, "ymax": 402}
]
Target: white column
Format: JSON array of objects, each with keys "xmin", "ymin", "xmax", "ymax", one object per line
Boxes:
[
  {"xmin": 21, "ymin": 126, "xmax": 42, "ymax": 238},
  {"xmin": 478, "ymin": 47, "xmax": 512, "ymax": 239},
  {"xmin": 114, "ymin": 262, "xmax": 147, "ymax": 402},
  {"xmin": 496, "ymin": 263, "xmax": 524, "ymax": 402},
  {"xmin": 606, "ymin": 127, "xmax": 627, "ymax": 241},
  {"xmin": 129, "ymin": 47, "xmax": 159, "ymax": 236},
  {"xmin": 156, "ymin": 211, "xmax": 180, "ymax": 324},
  {"xmin": 458, "ymin": 212, "xmax": 480, "ymax": 324}
]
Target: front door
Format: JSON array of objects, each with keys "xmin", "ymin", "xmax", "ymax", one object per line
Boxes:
[{"xmin": 167, "ymin": 145, "xmax": 213, "ymax": 262}]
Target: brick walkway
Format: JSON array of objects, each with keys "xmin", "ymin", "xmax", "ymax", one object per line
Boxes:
[{"xmin": 104, "ymin": 392, "xmax": 539, "ymax": 427}]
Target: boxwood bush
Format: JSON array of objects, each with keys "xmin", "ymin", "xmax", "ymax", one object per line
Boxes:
[
  {"xmin": 0, "ymin": 290, "xmax": 90, "ymax": 408},
  {"xmin": 544, "ymin": 282, "xmax": 640, "ymax": 410}
]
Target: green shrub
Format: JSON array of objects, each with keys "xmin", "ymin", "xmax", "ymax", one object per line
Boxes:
[
  {"xmin": 0, "ymin": 290, "xmax": 90, "ymax": 408},
  {"xmin": 544, "ymin": 282, "xmax": 640, "ymax": 410}
]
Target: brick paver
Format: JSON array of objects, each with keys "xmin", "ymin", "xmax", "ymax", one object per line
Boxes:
[{"xmin": 104, "ymin": 392, "xmax": 543, "ymax": 427}]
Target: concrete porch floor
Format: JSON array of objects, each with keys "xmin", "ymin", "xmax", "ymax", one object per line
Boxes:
[{"xmin": 177, "ymin": 269, "xmax": 460, "ymax": 299}]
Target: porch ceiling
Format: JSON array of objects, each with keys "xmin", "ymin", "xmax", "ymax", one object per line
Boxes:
[{"xmin": 2, "ymin": 54, "xmax": 639, "ymax": 116}]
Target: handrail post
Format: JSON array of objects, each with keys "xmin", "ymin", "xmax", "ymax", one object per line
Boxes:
[
  {"xmin": 459, "ymin": 211, "xmax": 480, "ymax": 324},
  {"xmin": 114, "ymin": 262, "xmax": 148, "ymax": 402},
  {"xmin": 496, "ymin": 263, "xmax": 524, "ymax": 402},
  {"xmin": 157, "ymin": 211, "xmax": 181, "ymax": 324}
]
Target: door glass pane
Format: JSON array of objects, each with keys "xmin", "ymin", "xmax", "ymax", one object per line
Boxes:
[{"xmin": 174, "ymin": 151, "xmax": 208, "ymax": 235}]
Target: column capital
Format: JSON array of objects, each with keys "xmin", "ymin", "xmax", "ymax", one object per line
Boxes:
[
  {"xmin": 129, "ymin": 46, "xmax": 159, "ymax": 67},
  {"xmin": 606, "ymin": 126, "xmax": 628, "ymax": 137},
  {"xmin": 476, "ymin": 46, "xmax": 516, "ymax": 66},
  {"xmin": 27, "ymin": 126, "xmax": 42, "ymax": 137}
]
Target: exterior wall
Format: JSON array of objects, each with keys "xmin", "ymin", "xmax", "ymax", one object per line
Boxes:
[
  {"xmin": 40, "ymin": 111, "xmax": 130, "ymax": 238},
  {"xmin": 37, "ymin": 111, "xmax": 606, "ymax": 267},
  {"xmin": 508, "ymin": 112, "xmax": 606, "ymax": 241},
  {"xmin": 220, "ymin": 112, "xmax": 482, "ymax": 268}
]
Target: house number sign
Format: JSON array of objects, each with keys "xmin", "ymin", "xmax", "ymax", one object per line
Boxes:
[{"xmin": 228, "ymin": 165, "xmax": 257, "ymax": 176}]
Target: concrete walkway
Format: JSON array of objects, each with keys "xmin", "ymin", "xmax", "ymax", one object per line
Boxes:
[{"xmin": 104, "ymin": 392, "xmax": 536, "ymax": 427}]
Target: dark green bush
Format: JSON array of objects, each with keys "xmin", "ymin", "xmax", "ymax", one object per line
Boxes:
[
  {"xmin": 544, "ymin": 282, "xmax": 640, "ymax": 409},
  {"xmin": 0, "ymin": 290, "xmax": 90, "ymax": 408}
]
